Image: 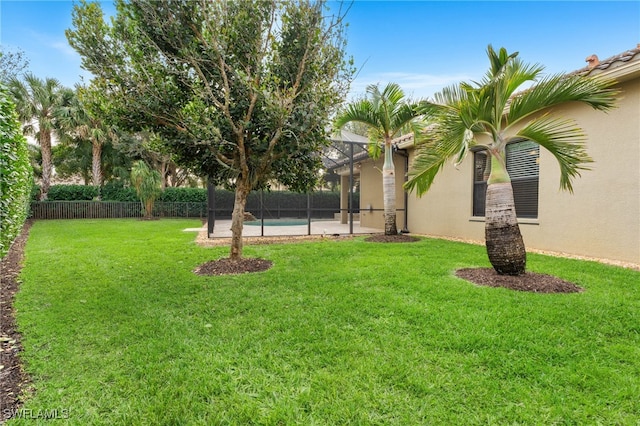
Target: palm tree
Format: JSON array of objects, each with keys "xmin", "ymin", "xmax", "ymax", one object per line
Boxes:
[
  {"xmin": 130, "ymin": 160, "xmax": 162, "ymax": 219},
  {"xmin": 8, "ymin": 73, "xmax": 71, "ymax": 200},
  {"xmin": 406, "ymin": 45, "xmax": 618, "ymax": 275},
  {"xmin": 334, "ymin": 83, "xmax": 425, "ymax": 235},
  {"xmin": 56, "ymin": 85, "xmax": 116, "ymax": 189}
]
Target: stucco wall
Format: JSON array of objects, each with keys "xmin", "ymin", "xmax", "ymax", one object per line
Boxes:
[
  {"xmin": 405, "ymin": 78, "xmax": 640, "ymax": 264},
  {"xmin": 359, "ymin": 155, "xmax": 407, "ymax": 230}
]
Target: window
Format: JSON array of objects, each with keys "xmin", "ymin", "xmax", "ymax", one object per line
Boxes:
[{"xmin": 473, "ymin": 140, "xmax": 539, "ymax": 218}]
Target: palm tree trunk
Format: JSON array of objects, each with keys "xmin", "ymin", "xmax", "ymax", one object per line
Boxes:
[
  {"xmin": 484, "ymin": 151, "xmax": 526, "ymax": 275},
  {"xmin": 382, "ymin": 144, "xmax": 397, "ymax": 235},
  {"xmin": 144, "ymin": 199, "xmax": 154, "ymax": 219},
  {"xmin": 229, "ymin": 178, "xmax": 250, "ymax": 260},
  {"xmin": 92, "ymin": 141, "xmax": 102, "ymax": 189},
  {"xmin": 39, "ymin": 130, "xmax": 53, "ymax": 201},
  {"xmin": 160, "ymin": 161, "xmax": 168, "ymax": 189}
]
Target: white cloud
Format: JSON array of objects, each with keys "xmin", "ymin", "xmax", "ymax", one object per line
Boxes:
[
  {"xmin": 49, "ymin": 40, "xmax": 78, "ymax": 58},
  {"xmin": 348, "ymin": 71, "xmax": 473, "ymax": 101}
]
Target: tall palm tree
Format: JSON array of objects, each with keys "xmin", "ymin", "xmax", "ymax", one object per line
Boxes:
[
  {"xmin": 8, "ymin": 73, "xmax": 71, "ymax": 200},
  {"xmin": 406, "ymin": 45, "xmax": 618, "ymax": 275},
  {"xmin": 334, "ymin": 83, "xmax": 425, "ymax": 235},
  {"xmin": 56, "ymin": 85, "xmax": 116, "ymax": 189}
]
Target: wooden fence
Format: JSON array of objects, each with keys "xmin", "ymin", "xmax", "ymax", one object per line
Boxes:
[{"xmin": 30, "ymin": 201, "xmax": 207, "ymax": 220}]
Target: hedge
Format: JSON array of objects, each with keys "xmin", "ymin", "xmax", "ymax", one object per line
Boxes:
[
  {"xmin": 159, "ymin": 187, "xmax": 206, "ymax": 203},
  {"xmin": 100, "ymin": 181, "xmax": 138, "ymax": 202},
  {"xmin": 47, "ymin": 184, "xmax": 99, "ymax": 201},
  {"xmin": 0, "ymin": 84, "xmax": 33, "ymax": 259}
]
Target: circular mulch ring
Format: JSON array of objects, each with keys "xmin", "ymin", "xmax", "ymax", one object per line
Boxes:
[
  {"xmin": 365, "ymin": 234, "xmax": 420, "ymax": 243},
  {"xmin": 194, "ymin": 258, "xmax": 273, "ymax": 276},
  {"xmin": 455, "ymin": 268, "xmax": 584, "ymax": 294}
]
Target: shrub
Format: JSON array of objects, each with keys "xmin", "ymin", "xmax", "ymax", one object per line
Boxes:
[
  {"xmin": 0, "ymin": 84, "xmax": 33, "ymax": 259},
  {"xmin": 159, "ymin": 187, "xmax": 206, "ymax": 203},
  {"xmin": 101, "ymin": 181, "xmax": 138, "ymax": 202},
  {"xmin": 30, "ymin": 184, "xmax": 41, "ymax": 202},
  {"xmin": 47, "ymin": 184, "xmax": 99, "ymax": 201}
]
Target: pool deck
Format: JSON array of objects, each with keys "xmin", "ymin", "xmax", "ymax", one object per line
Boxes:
[{"xmin": 189, "ymin": 219, "xmax": 382, "ymax": 238}]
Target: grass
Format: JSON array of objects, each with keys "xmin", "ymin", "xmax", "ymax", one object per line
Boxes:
[{"xmin": 9, "ymin": 219, "xmax": 640, "ymax": 425}]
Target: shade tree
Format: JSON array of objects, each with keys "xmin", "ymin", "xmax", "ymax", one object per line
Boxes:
[{"xmin": 67, "ymin": 0, "xmax": 353, "ymax": 259}]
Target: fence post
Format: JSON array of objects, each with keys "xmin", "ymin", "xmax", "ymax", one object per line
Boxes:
[
  {"xmin": 307, "ymin": 193, "xmax": 311, "ymax": 235},
  {"xmin": 207, "ymin": 184, "xmax": 215, "ymax": 238}
]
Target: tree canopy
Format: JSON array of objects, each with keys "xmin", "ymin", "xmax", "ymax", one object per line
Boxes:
[
  {"xmin": 67, "ymin": 0, "xmax": 354, "ymax": 258},
  {"xmin": 0, "ymin": 47, "xmax": 29, "ymax": 83}
]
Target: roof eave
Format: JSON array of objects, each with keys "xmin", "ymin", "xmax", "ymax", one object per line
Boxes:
[{"xmin": 586, "ymin": 59, "xmax": 640, "ymax": 83}]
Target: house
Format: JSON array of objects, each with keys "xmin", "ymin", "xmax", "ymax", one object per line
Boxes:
[{"xmin": 334, "ymin": 46, "xmax": 640, "ymax": 265}]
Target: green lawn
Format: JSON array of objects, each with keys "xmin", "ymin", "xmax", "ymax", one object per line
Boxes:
[{"xmin": 10, "ymin": 219, "xmax": 640, "ymax": 425}]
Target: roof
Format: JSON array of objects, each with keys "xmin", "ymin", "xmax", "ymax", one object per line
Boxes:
[
  {"xmin": 323, "ymin": 129, "xmax": 370, "ymax": 172},
  {"xmin": 576, "ymin": 46, "xmax": 640, "ymax": 74},
  {"xmin": 329, "ymin": 129, "xmax": 368, "ymax": 144},
  {"xmin": 572, "ymin": 45, "xmax": 640, "ymax": 81},
  {"xmin": 323, "ymin": 148, "xmax": 370, "ymax": 172}
]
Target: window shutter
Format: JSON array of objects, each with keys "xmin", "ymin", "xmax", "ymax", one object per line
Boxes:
[
  {"xmin": 472, "ymin": 141, "xmax": 539, "ymax": 219},
  {"xmin": 506, "ymin": 141, "xmax": 539, "ymax": 218}
]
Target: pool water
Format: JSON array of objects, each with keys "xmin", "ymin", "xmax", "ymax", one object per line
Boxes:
[{"xmin": 244, "ymin": 219, "xmax": 309, "ymax": 226}]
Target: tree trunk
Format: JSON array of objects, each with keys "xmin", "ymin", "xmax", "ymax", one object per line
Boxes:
[
  {"xmin": 485, "ymin": 182, "xmax": 527, "ymax": 275},
  {"xmin": 144, "ymin": 199, "xmax": 154, "ymax": 219},
  {"xmin": 92, "ymin": 141, "xmax": 102, "ymax": 190},
  {"xmin": 382, "ymin": 144, "xmax": 397, "ymax": 235},
  {"xmin": 39, "ymin": 130, "xmax": 53, "ymax": 201},
  {"xmin": 485, "ymin": 182, "xmax": 526, "ymax": 275},
  {"xmin": 484, "ymin": 149, "xmax": 526, "ymax": 275},
  {"xmin": 160, "ymin": 161, "xmax": 168, "ymax": 189},
  {"xmin": 229, "ymin": 178, "xmax": 250, "ymax": 260}
]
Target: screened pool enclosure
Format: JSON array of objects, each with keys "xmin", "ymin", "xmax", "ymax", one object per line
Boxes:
[{"xmin": 206, "ymin": 130, "xmax": 382, "ymax": 238}]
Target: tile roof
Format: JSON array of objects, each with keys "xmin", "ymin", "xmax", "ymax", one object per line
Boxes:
[{"xmin": 573, "ymin": 45, "xmax": 640, "ymax": 76}]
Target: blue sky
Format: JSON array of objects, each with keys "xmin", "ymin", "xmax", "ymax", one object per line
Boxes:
[{"xmin": 1, "ymin": 1, "xmax": 639, "ymax": 100}]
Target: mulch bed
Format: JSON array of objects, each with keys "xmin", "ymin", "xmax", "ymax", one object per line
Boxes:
[
  {"xmin": 1, "ymin": 221, "xmax": 32, "ymax": 422},
  {"xmin": 456, "ymin": 267, "xmax": 584, "ymax": 293},
  {"xmin": 194, "ymin": 258, "xmax": 273, "ymax": 276},
  {"xmin": 365, "ymin": 234, "xmax": 420, "ymax": 243}
]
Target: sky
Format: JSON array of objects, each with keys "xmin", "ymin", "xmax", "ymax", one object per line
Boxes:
[{"xmin": 1, "ymin": 0, "xmax": 639, "ymax": 101}]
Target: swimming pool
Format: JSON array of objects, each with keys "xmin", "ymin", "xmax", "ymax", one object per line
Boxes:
[{"xmin": 244, "ymin": 219, "xmax": 309, "ymax": 226}]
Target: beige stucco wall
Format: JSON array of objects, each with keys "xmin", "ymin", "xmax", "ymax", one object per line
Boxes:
[
  {"xmin": 405, "ymin": 78, "xmax": 640, "ymax": 264},
  {"xmin": 359, "ymin": 155, "xmax": 407, "ymax": 230}
]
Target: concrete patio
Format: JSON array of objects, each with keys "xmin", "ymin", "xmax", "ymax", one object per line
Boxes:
[{"xmin": 189, "ymin": 219, "xmax": 382, "ymax": 238}]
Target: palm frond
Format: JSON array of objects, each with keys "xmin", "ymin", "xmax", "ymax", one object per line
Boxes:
[
  {"xmin": 334, "ymin": 99, "xmax": 379, "ymax": 130},
  {"xmin": 516, "ymin": 115, "xmax": 593, "ymax": 192},
  {"xmin": 378, "ymin": 82, "xmax": 404, "ymax": 105},
  {"xmin": 388, "ymin": 103, "xmax": 423, "ymax": 136},
  {"xmin": 485, "ymin": 45, "xmax": 519, "ymax": 81},
  {"xmin": 336, "ymin": 82, "xmax": 427, "ymax": 143},
  {"xmin": 406, "ymin": 114, "xmax": 469, "ymax": 195},
  {"xmin": 367, "ymin": 139, "xmax": 383, "ymax": 160},
  {"xmin": 507, "ymin": 74, "xmax": 618, "ymax": 125}
]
